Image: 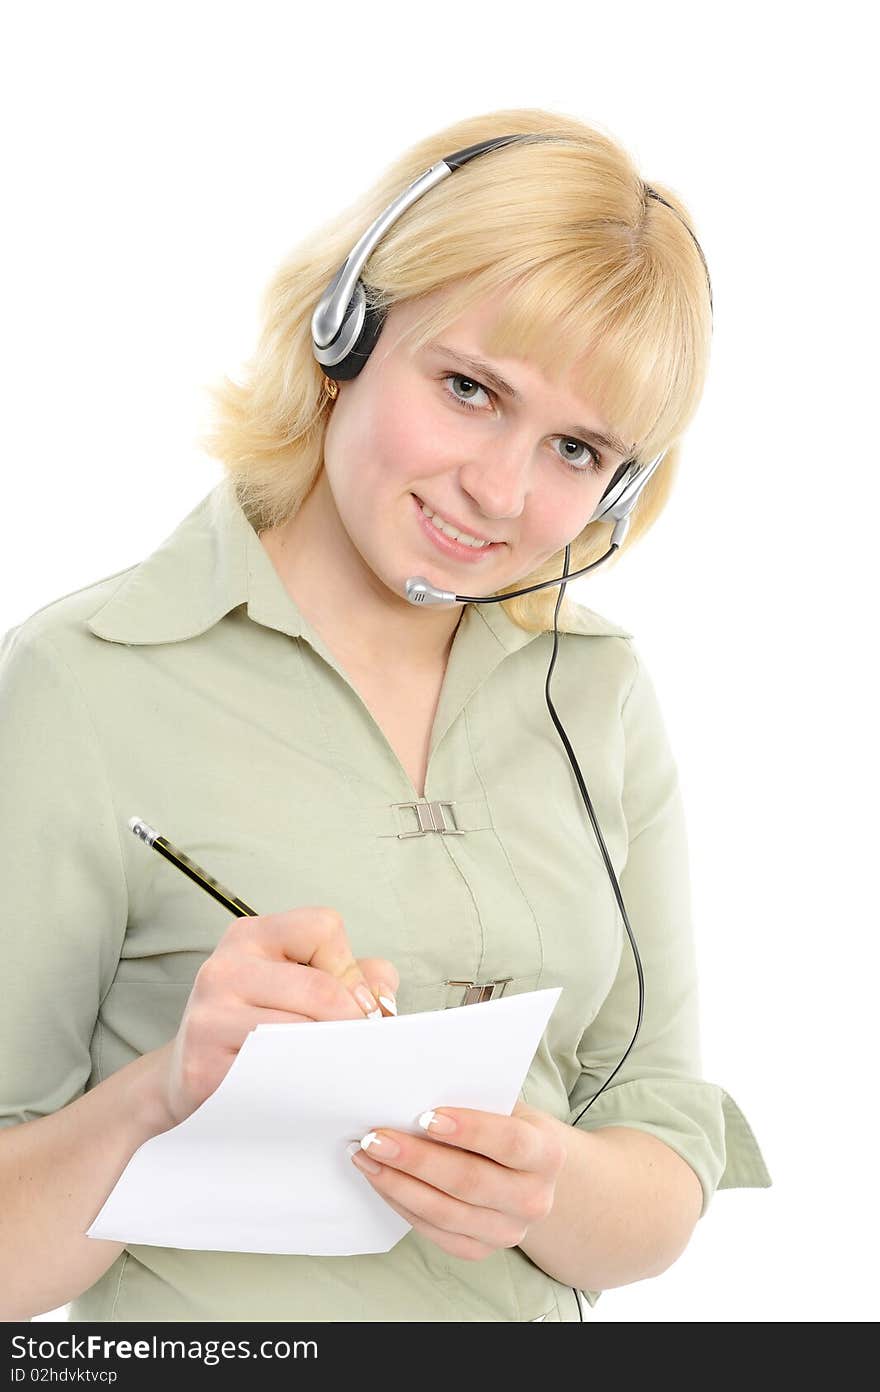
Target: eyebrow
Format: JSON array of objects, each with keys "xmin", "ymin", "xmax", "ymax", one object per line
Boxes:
[{"xmin": 424, "ymin": 340, "xmax": 632, "ymax": 458}]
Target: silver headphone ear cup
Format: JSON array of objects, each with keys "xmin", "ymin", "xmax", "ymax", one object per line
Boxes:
[
  {"xmin": 312, "ymin": 279, "xmax": 389, "ymax": 381},
  {"xmin": 588, "ymin": 462, "xmax": 637, "ymax": 524},
  {"xmin": 312, "ymin": 281, "xmax": 368, "ymax": 369},
  {"xmin": 589, "ymin": 450, "xmax": 668, "ymax": 525}
]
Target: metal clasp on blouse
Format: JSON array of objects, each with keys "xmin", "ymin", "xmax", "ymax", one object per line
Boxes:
[
  {"xmin": 393, "ymin": 800, "xmax": 464, "ymax": 837},
  {"xmin": 446, "ymin": 978, "xmax": 513, "ymax": 1005}
]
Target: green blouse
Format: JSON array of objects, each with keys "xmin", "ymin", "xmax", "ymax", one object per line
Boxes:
[{"xmin": 0, "ymin": 477, "xmax": 772, "ymax": 1321}]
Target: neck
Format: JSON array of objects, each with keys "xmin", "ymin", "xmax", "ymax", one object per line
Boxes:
[{"xmin": 258, "ymin": 470, "xmax": 466, "ymax": 674}]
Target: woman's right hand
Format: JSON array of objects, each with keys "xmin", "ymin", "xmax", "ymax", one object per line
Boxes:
[{"xmin": 154, "ymin": 907, "xmax": 399, "ymax": 1127}]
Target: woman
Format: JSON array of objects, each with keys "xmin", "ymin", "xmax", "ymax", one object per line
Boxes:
[{"xmin": 0, "ymin": 108, "xmax": 771, "ymax": 1322}]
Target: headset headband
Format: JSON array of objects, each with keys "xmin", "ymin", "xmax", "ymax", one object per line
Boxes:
[{"xmin": 311, "ymin": 133, "xmax": 711, "ymax": 527}]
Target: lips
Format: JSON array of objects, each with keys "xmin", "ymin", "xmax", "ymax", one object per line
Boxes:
[
  {"xmin": 412, "ymin": 495, "xmax": 500, "ymax": 545},
  {"xmin": 411, "ymin": 494, "xmax": 503, "ymax": 562}
]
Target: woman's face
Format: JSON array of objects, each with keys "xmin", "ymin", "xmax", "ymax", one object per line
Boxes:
[{"xmin": 321, "ymin": 286, "xmax": 634, "ymax": 603}]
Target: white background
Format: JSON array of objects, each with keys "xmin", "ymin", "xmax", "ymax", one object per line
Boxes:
[{"xmin": 2, "ymin": 0, "xmax": 876, "ymax": 1324}]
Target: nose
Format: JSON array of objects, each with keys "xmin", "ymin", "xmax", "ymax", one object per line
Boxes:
[{"xmin": 456, "ymin": 432, "xmax": 533, "ymax": 524}]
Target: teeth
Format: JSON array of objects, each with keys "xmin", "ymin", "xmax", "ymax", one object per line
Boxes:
[{"xmin": 418, "ymin": 499, "xmax": 493, "ymax": 547}]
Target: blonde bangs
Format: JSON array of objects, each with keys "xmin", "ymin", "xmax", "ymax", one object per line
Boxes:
[{"xmin": 378, "ymin": 249, "xmax": 707, "ymax": 467}]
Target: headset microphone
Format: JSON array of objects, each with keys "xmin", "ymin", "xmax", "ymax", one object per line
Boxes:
[
  {"xmin": 404, "ymin": 493, "xmax": 654, "ymax": 605},
  {"xmin": 404, "ymin": 441, "xmax": 667, "ymax": 605}
]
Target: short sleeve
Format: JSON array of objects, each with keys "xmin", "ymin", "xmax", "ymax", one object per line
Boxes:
[
  {"xmin": 566, "ymin": 644, "xmax": 771, "ymax": 1304},
  {"xmin": 0, "ymin": 624, "xmax": 128, "ymax": 1129}
]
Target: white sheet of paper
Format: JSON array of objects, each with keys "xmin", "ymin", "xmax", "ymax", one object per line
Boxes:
[{"xmin": 86, "ymin": 986, "xmax": 562, "ymax": 1256}]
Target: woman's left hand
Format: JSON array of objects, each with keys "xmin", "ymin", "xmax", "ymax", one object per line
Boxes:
[{"xmin": 348, "ymin": 1098, "xmax": 569, "ymax": 1262}]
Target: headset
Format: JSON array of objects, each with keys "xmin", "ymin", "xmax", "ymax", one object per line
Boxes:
[{"xmin": 311, "ymin": 134, "xmax": 713, "ymax": 1320}]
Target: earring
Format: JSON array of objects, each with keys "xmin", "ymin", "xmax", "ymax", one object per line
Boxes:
[{"xmin": 322, "ymin": 374, "xmax": 339, "ymax": 401}]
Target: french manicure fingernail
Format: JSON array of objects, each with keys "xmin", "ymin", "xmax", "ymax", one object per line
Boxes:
[
  {"xmin": 378, "ymin": 989, "xmax": 397, "ymax": 1016},
  {"xmin": 418, "ymin": 1109, "xmax": 456, "ymax": 1135},
  {"xmin": 360, "ymin": 1130, "xmax": 399, "ymax": 1159},
  {"xmin": 353, "ymin": 983, "xmax": 382, "ymax": 1019}
]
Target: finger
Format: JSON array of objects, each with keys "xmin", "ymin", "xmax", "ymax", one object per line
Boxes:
[
  {"xmin": 360, "ymin": 1129, "xmax": 542, "ymax": 1217},
  {"xmin": 228, "ymin": 955, "xmax": 368, "ymax": 1023},
  {"xmin": 360, "ymin": 1188, "xmax": 495, "ymax": 1264},
  {"xmin": 357, "ymin": 957, "xmax": 400, "ymax": 1015},
  {"xmin": 351, "ymin": 1154, "xmax": 520, "ymax": 1254},
  {"xmin": 235, "ymin": 908, "xmax": 382, "ymax": 1017},
  {"xmin": 415, "ymin": 1107, "xmax": 552, "ymax": 1172}
]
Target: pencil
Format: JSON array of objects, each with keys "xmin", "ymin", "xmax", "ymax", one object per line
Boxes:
[{"xmin": 127, "ymin": 816, "xmax": 257, "ymax": 918}]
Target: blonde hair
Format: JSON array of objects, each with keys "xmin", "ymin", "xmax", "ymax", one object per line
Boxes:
[{"xmin": 200, "ymin": 107, "xmax": 713, "ymax": 634}]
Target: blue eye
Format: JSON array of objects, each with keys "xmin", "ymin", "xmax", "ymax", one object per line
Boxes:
[{"xmin": 441, "ymin": 373, "xmax": 606, "ymax": 477}]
